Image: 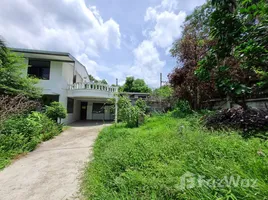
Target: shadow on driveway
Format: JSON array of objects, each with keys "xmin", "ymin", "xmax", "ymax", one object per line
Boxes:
[{"xmin": 70, "ymin": 120, "xmax": 113, "ymax": 127}]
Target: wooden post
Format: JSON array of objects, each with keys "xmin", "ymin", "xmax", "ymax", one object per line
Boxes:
[{"xmin": 115, "ymin": 89, "xmax": 118, "ymax": 124}]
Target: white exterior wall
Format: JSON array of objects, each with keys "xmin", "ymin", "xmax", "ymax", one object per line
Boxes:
[
  {"xmin": 60, "ymin": 62, "xmax": 86, "ymax": 124},
  {"xmin": 39, "ymin": 61, "xmax": 64, "ymax": 95},
  {"xmin": 20, "ymin": 52, "xmax": 115, "ymax": 124},
  {"xmin": 23, "ymin": 58, "xmax": 79, "ymax": 124},
  {"xmin": 62, "ymin": 63, "xmax": 74, "ymax": 85}
]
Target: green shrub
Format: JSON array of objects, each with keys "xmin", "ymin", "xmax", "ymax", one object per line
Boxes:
[
  {"xmin": 170, "ymin": 100, "xmax": 193, "ymax": 118},
  {"xmin": 0, "ymin": 112, "xmax": 61, "ymax": 169},
  {"xmin": 82, "ymin": 115, "xmax": 268, "ymax": 199},
  {"xmin": 0, "ymin": 115, "xmax": 42, "ymax": 151},
  {"xmin": 45, "ymin": 101, "xmax": 67, "ymax": 122},
  {"xmin": 28, "ymin": 111, "xmax": 62, "ymax": 141},
  {"xmin": 135, "ymin": 98, "xmax": 148, "ymax": 113},
  {"xmin": 118, "ymin": 96, "xmax": 145, "ymax": 128}
]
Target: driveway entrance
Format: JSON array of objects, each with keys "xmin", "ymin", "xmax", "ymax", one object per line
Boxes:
[{"xmin": 0, "ymin": 121, "xmax": 111, "ymax": 200}]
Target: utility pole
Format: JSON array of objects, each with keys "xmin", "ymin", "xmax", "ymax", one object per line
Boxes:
[{"xmin": 116, "ymin": 78, "xmax": 118, "ymax": 86}]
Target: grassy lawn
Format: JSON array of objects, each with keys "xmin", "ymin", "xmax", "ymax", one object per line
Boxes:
[{"xmin": 82, "ymin": 114, "xmax": 268, "ymax": 199}]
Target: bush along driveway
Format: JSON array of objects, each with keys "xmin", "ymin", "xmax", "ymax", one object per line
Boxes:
[{"xmin": 0, "ymin": 121, "xmax": 110, "ymax": 200}]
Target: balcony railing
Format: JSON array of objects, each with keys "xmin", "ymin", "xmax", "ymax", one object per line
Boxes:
[{"xmin": 68, "ymin": 82, "xmax": 118, "ymax": 93}]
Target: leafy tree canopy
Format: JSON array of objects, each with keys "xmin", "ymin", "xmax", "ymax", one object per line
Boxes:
[
  {"xmin": 88, "ymin": 74, "xmax": 108, "ymax": 85},
  {"xmin": 169, "ymin": 1, "xmax": 217, "ymax": 109},
  {"xmin": 195, "ymin": 0, "xmax": 268, "ymax": 109},
  {"xmin": 0, "ymin": 39, "xmax": 42, "ymax": 99},
  {"xmin": 121, "ymin": 77, "xmax": 151, "ymax": 93},
  {"xmin": 152, "ymin": 85, "xmax": 173, "ymax": 100}
]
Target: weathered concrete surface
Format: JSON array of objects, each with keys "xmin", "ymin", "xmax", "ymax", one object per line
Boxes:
[{"xmin": 0, "ymin": 121, "xmax": 110, "ymax": 200}]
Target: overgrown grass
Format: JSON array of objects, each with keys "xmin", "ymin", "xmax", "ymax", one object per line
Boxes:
[{"xmin": 82, "ymin": 114, "xmax": 268, "ymax": 200}]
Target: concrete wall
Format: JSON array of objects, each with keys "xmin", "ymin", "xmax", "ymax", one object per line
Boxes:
[{"xmin": 208, "ymin": 98, "xmax": 268, "ymax": 110}]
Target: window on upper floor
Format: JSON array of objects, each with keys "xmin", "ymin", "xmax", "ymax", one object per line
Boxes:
[
  {"xmin": 73, "ymin": 75, "xmax": 76, "ymax": 84},
  {"xmin": 28, "ymin": 59, "xmax": 50, "ymax": 80},
  {"xmin": 67, "ymin": 98, "xmax": 74, "ymax": 113}
]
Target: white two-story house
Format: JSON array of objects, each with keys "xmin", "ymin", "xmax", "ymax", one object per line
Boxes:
[{"xmin": 12, "ymin": 48, "xmax": 118, "ymax": 124}]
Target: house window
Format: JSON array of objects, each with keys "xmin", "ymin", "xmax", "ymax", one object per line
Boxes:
[
  {"xmin": 67, "ymin": 98, "xmax": 74, "ymax": 113},
  {"xmin": 92, "ymin": 103, "xmax": 104, "ymax": 113},
  {"xmin": 28, "ymin": 59, "xmax": 50, "ymax": 80},
  {"xmin": 42, "ymin": 95, "xmax": 59, "ymax": 106},
  {"xmin": 73, "ymin": 75, "xmax": 77, "ymax": 84}
]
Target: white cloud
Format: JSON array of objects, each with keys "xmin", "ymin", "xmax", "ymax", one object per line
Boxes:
[
  {"xmin": 147, "ymin": 10, "xmax": 186, "ymax": 48},
  {"xmin": 161, "ymin": 0, "xmax": 206, "ymax": 11},
  {"xmin": 144, "ymin": 7, "xmax": 158, "ymax": 21},
  {"xmin": 131, "ymin": 40, "xmax": 165, "ymax": 86},
  {"xmin": 0, "ymin": 0, "xmax": 121, "ymax": 77},
  {"xmin": 107, "ymin": 41, "xmax": 166, "ymax": 87},
  {"xmin": 144, "ymin": 0, "xmax": 187, "ymax": 49}
]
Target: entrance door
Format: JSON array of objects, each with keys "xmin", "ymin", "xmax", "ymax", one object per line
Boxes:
[{"xmin": 80, "ymin": 102, "xmax": 88, "ymax": 120}]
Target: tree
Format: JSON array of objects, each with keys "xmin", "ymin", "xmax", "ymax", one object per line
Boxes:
[
  {"xmin": 88, "ymin": 74, "xmax": 108, "ymax": 85},
  {"xmin": 88, "ymin": 74, "xmax": 98, "ymax": 82},
  {"xmin": 100, "ymin": 79, "xmax": 108, "ymax": 85},
  {"xmin": 152, "ymin": 85, "xmax": 173, "ymax": 100},
  {"xmin": 195, "ymin": 0, "xmax": 268, "ymax": 109},
  {"xmin": 122, "ymin": 77, "xmax": 151, "ymax": 93},
  {"xmin": 169, "ymin": 1, "xmax": 217, "ymax": 109},
  {"xmin": 0, "ymin": 42, "xmax": 42, "ymax": 98},
  {"xmin": 132, "ymin": 79, "xmax": 151, "ymax": 93},
  {"xmin": 0, "ymin": 37, "xmax": 8, "ymax": 66},
  {"xmin": 123, "ymin": 77, "xmax": 135, "ymax": 92}
]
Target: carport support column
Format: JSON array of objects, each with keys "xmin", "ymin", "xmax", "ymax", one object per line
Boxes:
[{"xmin": 115, "ymin": 94, "xmax": 118, "ymax": 124}]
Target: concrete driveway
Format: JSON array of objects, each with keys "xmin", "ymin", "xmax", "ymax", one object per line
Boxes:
[{"xmin": 0, "ymin": 121, "xmax": 111, "ymax": 200}]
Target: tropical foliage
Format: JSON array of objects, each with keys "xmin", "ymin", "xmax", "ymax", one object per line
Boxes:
[
  {"xmin": 169, "ymin": 0, "xmax": 268, "ymax": 110},
  {"xmin": 118, "ymin": 96, "xmax": 147, "ymax": 128},
  {"xmin": 0, "ymin": 112, "xmax": 62, "ymax": 169},
  {"xmin": 45, "ymin": 102, "xmax": 67, "ymax": 123},
  {"xmin": 169, "ymin": 1, "xmax": 217, "ymax": 109},
  {"xmin": 151, "ymin": 85, "xmax": 173, "ymax": 101},
  {"xmin": 88, "ymin": 74, "xmax": 108, "ymax": 85},
  {"xmin": 0, "ymin": 48, "xmax": 42, "ymax": 99},
  {"xmin": 196, "ymin": 0, "xmax": 268, "ymax": 108},
  {"xmin": 120, "ymin": 77, "xmax": 151, "ymax": 93},
  {"xmin": 0, "ymin": 36, "xmax": 63, "ymax": 170}
]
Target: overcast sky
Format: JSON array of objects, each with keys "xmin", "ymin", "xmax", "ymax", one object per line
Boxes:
[{"xmin": 0, "ymin": 0, "xmax": 206, "ymax": 87}]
